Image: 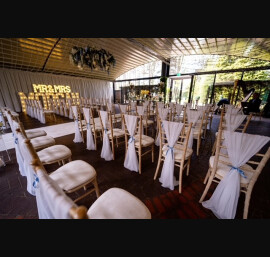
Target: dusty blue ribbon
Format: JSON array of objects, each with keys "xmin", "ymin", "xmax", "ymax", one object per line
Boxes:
[
  {"xmin": 229, "ymin": 165, "xmax": 247, "ymax": 178},
  {"xmin": 14, "ymin": 138, "xmax": 18, "ymax": 144},
  {"xmin": 166, "ymin": 146, "xmax": 174, "ymax": 159},
  {"xmin": 128, "ymin": 136, "xmax": 135, "ymax": 144},
  {"xmin": 32, "ymin": 174, "xmax": 39, "ymax": 189},
  {"xmin": 104, "ymin": 128, "xmax": 108, "ymax": 134},
  {"xmin": 87, "ymin": 122, "xmax": 90, "ymax": 129}
]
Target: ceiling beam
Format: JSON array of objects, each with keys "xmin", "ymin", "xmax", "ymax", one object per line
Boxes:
[
  {"xmin": 42, "ymin": 38, "xmax": 61, "ymax": 71},
  {"xmin": 125, "ymin": 38, "xmax": 170, "ymax": 65}
]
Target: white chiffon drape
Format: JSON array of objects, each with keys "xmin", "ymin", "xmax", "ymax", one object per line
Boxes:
[
  {"xmin": 202, "ymin": 131, "xmax": 270, "ymax": 219},
  {"xmin": 14, "ymin": 133, "xmax": 25, "ymax": 177},
  {"xmin": 224, "ymin": 113, "xmax": 247, "ymax": 132},
  {"xmin": 17, "ymin": 132, "xmax": 37, "ymax": 196},
  {"xmin": 186, "ymin": 109, "xmax": 202, "ymax": 148},
  {"xmin": 119, "ymin": 104, "xmax": 127, "ymax": 130},
  {"xmin": 72, "ymin": 106, "xmax": 83, "ymax": 143},
  {"xmin": 159, "ymin": 120, "xmax": 184, "ymax": 190},
  {"xmin": 123, "ymin": 114, "xmax": 139, "ymax": 172},
  {"xmin": 35, "ymin": 168, "xmax": 74, "ymax": 219},
  {"xmin": 137, "ymin": 106, "xmax": 145, "ymax": 135},
  {"xmin": 175, "ymin": 104, "xmax": 184, "ymax": 120},
  {"xmin": 83, "ymin": 107, "xmax": 96, "ymax": 150},
  {"xmin": 100, "ymin": 110, "xmax": 113, "ymax": 161},
  {"xmin": 155, "ymin": 107, "xmax": 169, "ymax": 146}
]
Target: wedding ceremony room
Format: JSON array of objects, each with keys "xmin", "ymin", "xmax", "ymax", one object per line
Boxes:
[{"xmin": 0, "ymin": 38, "xmax": 270, "ymax": 219}]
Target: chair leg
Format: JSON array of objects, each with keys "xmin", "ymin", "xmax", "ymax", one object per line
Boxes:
[
  {"xmin": 243, "ymin": 192, "xmax": 251, "ymax": 219},
  {"xmin": 93, "ymin": 177, "xmax": 100, "ymax": 198},
  {"xmin": 199, "ymin": 172, "xmax": 214, "ymax": 203},
  {"xmin": 179, "ymin": 167, "xmax": 183, "ymax": 194},
  {"xmin": 186, "ymin": 158, "xmax": 191, "ymax": 176},
  {"xmin": 152, "ymin": 144, "xmax": 154, "ymax": 162},
  {"xmin": 139, "ymin": 150, "xmax": 142, "ymax": 174},
  {"xmin": 203, "ymin": 167, "xmax": 211, "ymax": 184},
  {"xmin": 211, "ymin": 138, "xmax": 217, "ymax": 156},
  {"xmin": 197, "ymin": 137, "xmax": 201, "ymax": 156},
  {"xmin": 154, "ymin": 156, "xmax": 162, "ymax": 180},
  {"xmin": 111, "ymin": 138, "xmax": 115, "ymax": 160}
]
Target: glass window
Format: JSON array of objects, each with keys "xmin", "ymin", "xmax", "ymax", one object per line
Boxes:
[{"xmin": 192, "ymin": 74, "xmax": 215, "ymax": 105}]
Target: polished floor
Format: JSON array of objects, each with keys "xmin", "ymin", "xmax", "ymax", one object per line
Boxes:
[{"xmin": 0, "ymin": 112, "xmax": 270, "ymax": 219}]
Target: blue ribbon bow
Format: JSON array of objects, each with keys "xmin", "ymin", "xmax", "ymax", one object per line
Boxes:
[
  {"xmin": 166, "ymin": 146, "xmax": 174, "ymax": 159},
  {"xmin": 104, "ymin": 128, "xmax": 108, "ymax": 134},
  {"xmin": 128, "ymin": 136, "xmax": 135, "ymax": 144},
  {"xmin": 32, "ymin": 174, "xmax": 39, "ymax": 189},
  {"xmin": 229, "ymin": 165, "xmax": 247, "ymax": 178},
  {"xmin": 14, "ymin": 138, "xmax": 18, "ymax": 144}
]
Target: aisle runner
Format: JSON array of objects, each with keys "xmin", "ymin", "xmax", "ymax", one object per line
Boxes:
[{"xmin": 0, "ymin": 122, "xmax": 75, "ymax": 151}]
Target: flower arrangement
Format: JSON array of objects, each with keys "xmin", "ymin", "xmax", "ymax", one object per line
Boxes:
[
  {"xmin": 141, "ymin": 90, "xmax": 149, "ymax": 96},
  {"xmin": 69, "ymin": 46, "xmax": 116, "ymax": 74}
]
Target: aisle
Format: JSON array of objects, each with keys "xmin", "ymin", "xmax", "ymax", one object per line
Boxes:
[{"xmin": 0, "ymin": 122, "xmax": 75, "ymax": 151}]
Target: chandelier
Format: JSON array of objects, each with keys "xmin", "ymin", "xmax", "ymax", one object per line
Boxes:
[{"xmin": 69, "ymin": 46, "xmax": 116, "ymax": 74}]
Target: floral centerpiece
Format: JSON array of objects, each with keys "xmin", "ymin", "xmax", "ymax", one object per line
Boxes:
[{"xmin": 141, "ymin": 90, "xmax": 149, "ymax": 98}]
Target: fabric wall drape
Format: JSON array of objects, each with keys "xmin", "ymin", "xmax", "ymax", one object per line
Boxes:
[{"xmin": 0, "ymin": 68, "xmax": 113, "ymax": 112}]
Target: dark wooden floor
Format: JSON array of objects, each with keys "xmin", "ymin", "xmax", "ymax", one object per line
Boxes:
[{"xmin": 0, "ymin": 112, "xmax": 270, "ymax": 219}]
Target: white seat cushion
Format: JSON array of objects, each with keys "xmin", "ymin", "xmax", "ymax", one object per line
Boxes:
[
  {"xmin": 30, "ymin": 136, "xmax": 55, "ymax": 150},
  {"xmin": 162, "ymin": 143, "xmax": 193, "ymax": 161},
  {"xmin": 25, "ymin": 130, "xmax": 47, "ymax": 139},
  {"xmin": 37, "ymin": 145, "xmax": 72, "ymax": 164},
  {"xmin": 114, "ymin": 113, "xmax": 122, "ymax": 118},
  {"xmin": 87, "ymin": 187, "xmax": 151, "ymax": 219},
  {"xmin": 134, "ymin": 134, "xmax": 154, "ymax": 147},
  {"xmin": 142, "ymin": 119, "xmax": 154, "ymax": 126},
  {"xmin": 49, "ymin": 160, "xmax": 96, "ymax": 191},
  {"xmin": 108, "ymin": 128, "xmax": 125, "ymax": 138},
  {"xmin": 209, "ymin": 155, "xmax": 255, "ymax": 185}
]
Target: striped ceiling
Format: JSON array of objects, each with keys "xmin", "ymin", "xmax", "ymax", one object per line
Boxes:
[{"xmin": 0, "ymin": 38, "xmax": 270, "ymax": 81}]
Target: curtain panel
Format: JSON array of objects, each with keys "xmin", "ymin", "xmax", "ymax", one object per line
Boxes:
[{"xmin": 0, "ymin": 68, "xmax": 113, "ymax": 112}]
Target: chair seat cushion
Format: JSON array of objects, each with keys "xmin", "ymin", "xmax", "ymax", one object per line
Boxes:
[
  {"xmin": 142, "ymin": 119, "xmax": 154, "ymax": 126},
  {"xmin": 134, "ymin": 134, "xmax": 154, "ymax": 147},
  {"xmin": 49, "ymin": 160, "xmax": 96, "ymax": 191},
  {"xmin": 114, "ymin": 113, "xmax": 122, "ymax": 118},
  {"xmin": 108, "ymin": 128, "xmax": 125, "ymax": 138},
  {"xmin": 25, "ymin": 129, "xmax": 47, "ymax": 139},
  {"xmin": 209, "ymin": 155, "xmax": 255, "ymax": 185},
  {"xmin": 162, "ymin": 143, "xmax": 193, "ymax": 160},
  {"xmin": 37, "ymin": 145, "xmax": 72, "ymax": 164},
  {"xmin": 87, "ymin": 187, "xmax": 151, "ymax": 219},
  {"xmin": 30, "ymin": 136, "xmax": 55, "ymax": 150}
]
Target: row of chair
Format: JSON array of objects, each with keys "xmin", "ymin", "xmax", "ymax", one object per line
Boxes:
[{"xmin": 4, "ymin": 110, "xmax": 151, "ymax": 219}]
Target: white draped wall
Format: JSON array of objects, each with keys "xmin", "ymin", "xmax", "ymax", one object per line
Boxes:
[{"xmin": 0, "ymin": 68, "xmax": 113, "ymax": 112}]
